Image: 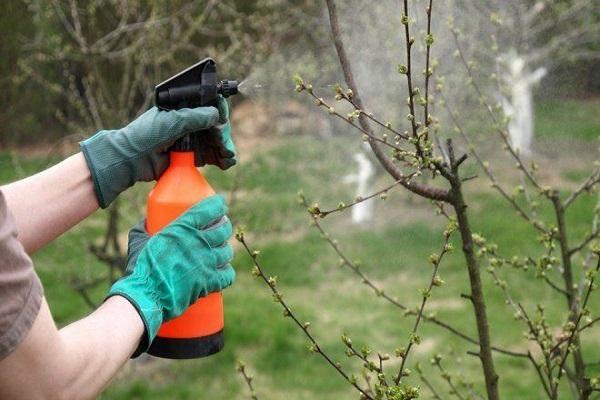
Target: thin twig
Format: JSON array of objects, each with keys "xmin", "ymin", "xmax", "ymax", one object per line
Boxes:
[
  {"xmin": 236, "ymin": 361, "xmax": 259, "ymax": 400},
  {"xmin": 569, "ymin": 227, "xmax": 600, "ymax": 256},
  {"xmin": 551, "ymin": 257, "xmax": 600, "ymax": 397},
  {"xmin": 440, "ymin": 91, "xmax": 547, "ymax": 234},
  {"xmin": 236, "ymin": 233, "xmax": 374, "ymax": 400},
  {"xmin": 564, "ymin": 168, "xmax": 600, "ymax": 209},
  {"xmin": 303, "ymin": 88, "xmax": 406, "ymax": 151},
  {"xmin": 313, "ymin": 179, "xmax": 407, "ymax": 218},
  {"xmin": 550, "ymin": 193, "xmax": 589, "ymax": 396},
  {"xmin": 417, "ymin": 365, "xmax": 442, "ymax": 400},
  {"xmin": 394, "ymin": 228, "xmax": 454, "ymax": 385},
  {"xmin": 450, "ymin": 24, "xmax": 545, "ymax": 196},
  {"xmin": 433, "ymin": 358, "xmax": 466, "ymax": 400},
  {"xmin": 304, "ymin": 194, "xmax": 527, "ymax": 360},
  {"xmin": 423, "ymin": 0, "xmax": 434, "ymax": 129}
]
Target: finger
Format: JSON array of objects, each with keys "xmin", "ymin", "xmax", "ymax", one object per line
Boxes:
[
  {"xmin": 195, "ymin": 130, "xmax": 221, "ymax": 167},
  {"xmin": 202, "ymin": 146, "xmax": 220, "ymax": 166},
  {"xmin": 175, "ymin": 195, "xmax": 227, "ymax": 229},
  {"xmin": 143, "ymin": 152, "xmax": 169, "ymax": 182},
  {"xmin": 194, "ymin": 147, "xmax": 207, "ymax": 167},
  {"xmin": 220, "ymin": 149, "xmax": 235, "ymax": 159},
  {"xmin": 130, "ymin": 219, "xmax": 149, "ymax": 241},
  {"xmin": 220, "ymin": 123, "xmax": 235, "ymax": 150},
  {"xmin": 166, "ymin": 107, "xmax": 220, "ymax": 139},
  {"xmin": 217, "ymin": 264, "xmax": 236, "ymax": 290},
  {"xmin": 211, "ymin": 243, "xmax": 234, "ymax": 268},
  {"xmin": 128, "ymin": 220, "xmax": 150, "ymax": 266},
  {"xmin": 217, "ymin": 131, "xmax": 235, "ymax": 159},
  {"xmin": 217, "ymin": 95, "xmax": 230, "ymax": 124},
  {"xmin": 198, "ymin": 215, "xmax": 233, "ymax": 249},
  {"xmin": 219, "ymin": 158, "xmax": 237, "ymax": 170}
]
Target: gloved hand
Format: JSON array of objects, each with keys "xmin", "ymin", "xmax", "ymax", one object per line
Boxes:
[
  {"xmin": 107, "ymin": 195, "xmax": 235, "ymax": 356},
  {"xmin": 195, "ymin": 96, "xmax": 237, "ymax": 170},
  {"xmin": 80, "ymin": 96, "xmax": 236, "ymax": 209}
]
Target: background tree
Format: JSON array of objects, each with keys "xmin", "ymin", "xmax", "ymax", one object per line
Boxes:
[{"xmin": 451, "ymin": 0, "xmax": 600, "ymax": 156}]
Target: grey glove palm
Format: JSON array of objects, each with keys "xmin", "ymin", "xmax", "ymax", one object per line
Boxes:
[{"xmin": 195, "ymin": 97, "xmax": 237, "ymax": 170}]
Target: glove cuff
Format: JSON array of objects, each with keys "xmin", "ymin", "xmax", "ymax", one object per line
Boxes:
[
  {"xmin": 106, "ymin": 282, "xmax": 163, "ymax": 358},
  {"xmin": 80, "ymin": 138, "xmax": 110, "ymax": 208},
  {"xmin": 80, "ymin": 130, "xmax": 138, "ymax": 209}
]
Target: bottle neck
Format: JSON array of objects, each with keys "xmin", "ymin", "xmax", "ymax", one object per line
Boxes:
[
  {"xmin": 169, "ymin": 151, "xmax": 196, "ymax": 167},
  {"xmin": 172, "ymin": 134, "xmax": 194, "ymax": 151}
]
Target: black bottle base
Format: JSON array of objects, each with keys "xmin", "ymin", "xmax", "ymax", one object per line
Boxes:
[{"xmin": 147, "ymin": 330, "xmax": 224, "ymax": 359}]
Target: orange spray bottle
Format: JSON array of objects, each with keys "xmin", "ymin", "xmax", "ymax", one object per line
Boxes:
[{"xmin": 146, "ymin": 58, "xmax": 238, "ymax": 359}]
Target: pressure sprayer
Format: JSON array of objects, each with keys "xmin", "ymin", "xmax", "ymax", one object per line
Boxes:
[{"xmin": 146, "ymin": 58, "xmax": 239, "ymax": 359}]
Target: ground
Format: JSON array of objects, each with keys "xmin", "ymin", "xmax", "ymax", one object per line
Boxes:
[{"xmin": 1, "ymin": 98, "xmax": 600, "ymax": 399}]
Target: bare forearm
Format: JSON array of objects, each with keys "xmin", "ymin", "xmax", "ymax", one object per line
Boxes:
[
  {"xmin": 1, "ymin": 153, "xmax": 99, "ymax": 253},
  {"xmin": 59, "ymin": 296, "xmax": 144, "ymax": 398},
  {"xmin": 0, "ymin": 296, "xmax": 144, "ymax": 400}
]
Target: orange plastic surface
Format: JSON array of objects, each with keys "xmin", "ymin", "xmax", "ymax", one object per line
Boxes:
[{"xmin": 146, "ymin": 151, "xmax": 224, "ymax": 338}]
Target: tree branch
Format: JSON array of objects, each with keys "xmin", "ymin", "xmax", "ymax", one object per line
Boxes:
[
  {"xmin": 324, "ymin": 0, "xmax": 451, "ymax": 203},
  {"xmin": 236, "ymin": 232, "xmax": 374, "ymax": 400}
]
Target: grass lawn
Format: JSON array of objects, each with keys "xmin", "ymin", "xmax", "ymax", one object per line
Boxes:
[{"xmin": 1, "ymin": 98, "xmax": 599, "ymax": 399}]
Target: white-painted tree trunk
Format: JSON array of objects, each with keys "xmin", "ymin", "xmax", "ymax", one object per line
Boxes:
[
  {"xmin": 500, "ymin": 52, "xmax": 547, "ymax": 156},
  {"xmin": 343, "ymin": 152, "xmax": 375, "ymax": 224}
]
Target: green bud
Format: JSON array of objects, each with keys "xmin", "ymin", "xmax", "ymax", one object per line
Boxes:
[
  {"xmin": 293, "ymin": 74, "xmax": 304, "ymax": 86},
  {"xmin": 395, "ymin": 347, "xmax": 406, "ymax": 358},
  {"xmin": 425, "ymin": 33, "xmax": 434, "ymax": 46},
  {"xmin": 432, "ymin": 275, "xmax": 445, "ymax": 287},
  {"xmin": 235, "ymin": 226, "xmax": 245, "ymax": 241},
  {"xmin": 342, "ymin": 334, "xmax": 352, "ymax": 347},
  {"xmin": 397, "ymin": 64, "xmax": 408, "ymax": 74},
  {"xmin": 409, "ymin": 333, "xmax": 421, "ymax": 345},
  {"xmin": 429, "ymin": 253, "xmax": 440, "ymax": 264}
]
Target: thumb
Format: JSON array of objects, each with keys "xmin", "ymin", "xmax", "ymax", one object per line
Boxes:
[{"xmin": 165, "ymin": 107, "xmax": 220, "ymax": 140}]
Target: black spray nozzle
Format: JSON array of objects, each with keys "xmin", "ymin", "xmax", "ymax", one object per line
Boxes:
[
  {"xmin": 217, "ymin": 80, "xmax": 239, "ymax": 98},
  {"xmin": 154, "ymin": 58, "xmax": 239, "ymax": 153},
  {"xmin": 155, "ymin": 58, "xmax": 239, "ymax": 111}
]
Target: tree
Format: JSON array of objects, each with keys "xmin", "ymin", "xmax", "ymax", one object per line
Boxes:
[
  {"xmin": 452, "ymin": 0, "xmax": 600, "ymax": 155},
  {"xmin": 237, "ymin": 1, "xmax": 600, "ymax": 399}
]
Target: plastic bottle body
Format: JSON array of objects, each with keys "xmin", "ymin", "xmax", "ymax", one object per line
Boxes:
[{"xmin": 146, "ymin": 151, "xmax": 225, "ymax": 359}]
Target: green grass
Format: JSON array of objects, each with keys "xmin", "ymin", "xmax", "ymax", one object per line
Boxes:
[
  {"xmin": 1, "ymin": 98, "xmax": 600, "ymax": 399},
  {"xmin": 536, "ymin": 98, "xmax": 600, "ymax": 141}
]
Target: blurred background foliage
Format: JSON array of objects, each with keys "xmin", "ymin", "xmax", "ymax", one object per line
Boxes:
[
  {"xmin": 0, "ymin": 0, "xmax": 327, "ymax": 146},
  {"xmin": 0, "ymin": 0, "xmax": 597, "ymax": 147}
]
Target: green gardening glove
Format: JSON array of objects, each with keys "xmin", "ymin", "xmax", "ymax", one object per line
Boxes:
[
  {"xmin": 107, "ymin": 195, "xmax": 235, "ymax": 356},
  {"xmin": 195, "ymin": 96, "xmax": 237, "ymax": 170},
  {"xmin": 80, "ymin": 97, "xmax": 234, "ymax": 209}
]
